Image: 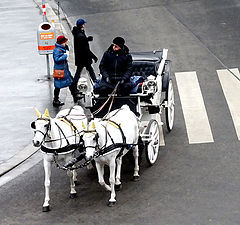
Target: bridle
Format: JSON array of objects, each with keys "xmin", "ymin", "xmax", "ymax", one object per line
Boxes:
[
  {"xmin": 82, "ymin": 129, "xmax": 100, "ymax": 152},
  {"xmin": 32, "ymin": 117, "xmax": 84, "ymax": 149},
  {"xmin": 32, "ymin": 117, "xmax": 51, "ymax": 146},
  {"xmin": 83, "ymin": 119, "xmax": 130, "ymax": 158}
]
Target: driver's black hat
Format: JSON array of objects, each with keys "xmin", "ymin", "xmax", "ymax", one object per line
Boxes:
[{"xmin": 113, "ymin": 37, "xmax": 125, "ymax": 49}]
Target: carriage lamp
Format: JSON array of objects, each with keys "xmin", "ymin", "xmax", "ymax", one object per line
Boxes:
[
  {"xmin": 142, "ymin": 75, "xmax": 157, "ymax": 94},
  {"xmin": 78, "ymin": 77, "xmax": 88, "ymax": 93}
]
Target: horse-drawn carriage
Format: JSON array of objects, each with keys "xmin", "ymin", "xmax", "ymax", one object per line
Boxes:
[
  {"xmin": 31, "ymin": 48, "xmax": 175, "ymax": 211},
  {"xmin": 81, "ymin": 48, "xmax": 175, "ymax": 165}
]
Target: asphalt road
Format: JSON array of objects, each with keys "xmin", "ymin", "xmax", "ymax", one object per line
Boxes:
[{"xmin": 1, "ymin": 0, "xmax": 240, "ymax": 224}]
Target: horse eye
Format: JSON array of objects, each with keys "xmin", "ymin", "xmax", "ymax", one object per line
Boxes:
[
  {"xmin": 31, "ymin": 122, "xmax": 36, "ymax": 129},
  {"xmin": 44, "ymin": 124, "xmax": 49, "ymax": 128}
]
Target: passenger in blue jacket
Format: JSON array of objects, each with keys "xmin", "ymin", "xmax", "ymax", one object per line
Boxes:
[
  {"xmin": 94, "ymin": 37, "xmax": 133, "ymax": 96},
  {"xmin": 53, "ymin": 35, "xmax": 79, "ymax": 106}
]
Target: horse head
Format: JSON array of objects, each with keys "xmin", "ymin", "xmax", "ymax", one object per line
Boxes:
[
  {"xmin": 82, "ymin": 120, "xmax": 99, "ymax": 160},
  {"xmin": 31, "ymin": 108, "xmax": 51, "ymax": 147}
]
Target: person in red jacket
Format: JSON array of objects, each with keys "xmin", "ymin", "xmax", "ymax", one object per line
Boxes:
[{"xmin": 53, "ymin": 35, "xmax": 78, "ymax": 106}]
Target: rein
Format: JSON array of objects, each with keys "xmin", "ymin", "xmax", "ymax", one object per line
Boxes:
[{"xmin": 92, "ymin": 82, "xmax": 120, "ymax": 117}]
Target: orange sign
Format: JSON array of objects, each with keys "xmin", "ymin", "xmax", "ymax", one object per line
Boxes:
[
  {"xmin": 40, "ymin": 32, "xmax": 54, "ymax": 40},
  {"xmin": 38, "ymin": 45, "xmax": 55, "ymax": 51}
]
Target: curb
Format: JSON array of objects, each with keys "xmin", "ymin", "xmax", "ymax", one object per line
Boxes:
[
  {"xmin": 0, "ymin": 145, "xmax": 39, "ymax": 176},
  {"xmin": 0, "ymin": 0, "xmax": 73, "ymax": 177}
]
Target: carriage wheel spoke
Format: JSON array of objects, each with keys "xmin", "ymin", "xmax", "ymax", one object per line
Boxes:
[{"xmin": 146, "ymin": 120, "xmax": 160, "ymax": 165}]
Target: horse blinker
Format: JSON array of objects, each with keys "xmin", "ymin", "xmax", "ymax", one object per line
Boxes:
[{"xmin": 31, "ymin": 121, "xmax": 36, "ymax": 129}]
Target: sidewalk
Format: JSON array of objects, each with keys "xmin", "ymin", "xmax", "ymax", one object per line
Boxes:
[{"xmin": 0, "ymin": 0, "xmax": 73, "ymax": 176}]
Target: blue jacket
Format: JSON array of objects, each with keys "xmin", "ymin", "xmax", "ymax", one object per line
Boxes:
[{"xmin": 53, "ymin": 43, "xmax": 72, "ymax": 88}]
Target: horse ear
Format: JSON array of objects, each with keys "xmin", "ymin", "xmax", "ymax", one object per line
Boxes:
[
  {"xmin": 82, "ymin": 121, "xmax": 86, "ymax": 130},
  {"xmin": 35, "ymin": 108, "xmax": 41, "ymax": 117},
  {"xmin": 43, "ymin": 109, "xmax": 50, "ymax": 119},
  {"xmin": 92, "ymin": 121, "xmax": 96, "ymax": 130}
]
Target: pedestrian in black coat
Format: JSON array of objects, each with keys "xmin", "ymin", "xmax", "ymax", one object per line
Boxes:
[
  {"xmin": 94, "ymin": 37, "xmax": 133, "ymax": 96},
  {"xmin": 72, "ymin": 18, "xmax": 98, "ymax": 94}
]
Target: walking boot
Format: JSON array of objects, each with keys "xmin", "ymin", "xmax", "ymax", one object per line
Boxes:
[{"xmin": 53, "ymin": 99, "xmax": 64, "ymax": 107}]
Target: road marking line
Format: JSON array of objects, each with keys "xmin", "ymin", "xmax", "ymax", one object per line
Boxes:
[
  {"xmin": 175, "ymin": 71, "xmax": 214, "ymax": 144},
  {"xmin": 217, "ymin": 68, "xmax": 240, "ymax": 140}
]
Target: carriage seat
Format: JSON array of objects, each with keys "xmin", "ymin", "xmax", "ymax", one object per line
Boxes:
[
  {"xmin": 132, "ymin": 61, "xmax": 158, "ymax": 78},
  {"xmin": 131, "ymin": 51, "xmax": 162, "ymax": 78}
]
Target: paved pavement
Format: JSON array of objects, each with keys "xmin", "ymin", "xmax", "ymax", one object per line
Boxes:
[{"xmin": 0, "ymin": 0, "xmax": 75, "ymax": 176}]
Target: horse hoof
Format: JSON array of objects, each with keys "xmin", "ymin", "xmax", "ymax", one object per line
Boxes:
[
  {"xmin": 70, "ymin": 193, "xmax": 77, "ymax": 199},
  {"xmin": 115, "ymin": 184, "xmax": 122, "ymax": 191},
  {"xmin": 42, "ymin": 206, "xmax": 50, "ymax": 212},
  {"xmin": 107, "ymin": 201, "xmax": 116, "ymax": 207},
  {"xmin": 132, "ymin": 176, "xmax": 140, "ymax": 182}
]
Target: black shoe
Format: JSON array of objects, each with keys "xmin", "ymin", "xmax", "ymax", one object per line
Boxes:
[{"xmin": 53, "ymin": 99, "xmax": 64, "ymax": 107}]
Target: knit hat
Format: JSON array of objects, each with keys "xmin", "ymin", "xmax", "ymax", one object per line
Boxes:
[
  {"xmin": 57, "ymin": 35, "xmax": 68, "ymax": 44},
  {"xmin": 113, "ymin": 37, "xmax": 125, "ymax": 49},
  {"xmin": 76, "ymin": 18, "xmax": 87, "ymax": 27}
]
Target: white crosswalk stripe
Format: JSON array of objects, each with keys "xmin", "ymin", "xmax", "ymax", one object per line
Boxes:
[
  {"xmin": 175, "ymin": 71, "xmax": 214, "ymax": 144},
  {"xmin": 160, "ymin": 68, "xmax": 240, "ymax": 145},
  {"xmin": 217, "ymin": 68, "xmax": 240, "ymax": 140}
]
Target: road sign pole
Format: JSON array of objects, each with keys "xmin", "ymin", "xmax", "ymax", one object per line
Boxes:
[
  {"xmin": 42, "ymin": 0, "xmax": 47, "ymax": 22},
  {"xmin": 42, "ymin": 0, "xmax": 51, "ymax": 79}
]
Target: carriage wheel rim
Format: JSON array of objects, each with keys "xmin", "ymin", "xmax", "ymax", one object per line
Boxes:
[
  {"xmin": 147, "ymin": 120, "xmax": 160, "ymax": 164},
  {"xmin": 166, "ymin": 80, "xmax": 174, "ymax": 130}
]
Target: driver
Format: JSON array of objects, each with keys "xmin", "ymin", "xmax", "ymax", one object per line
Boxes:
[{"xmin": 94, "ymin": 37, "xmax": 133, "ymax": 96}]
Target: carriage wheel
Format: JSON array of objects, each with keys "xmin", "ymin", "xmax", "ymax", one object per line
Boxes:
[
  {"xmin": 145, "ymin": 119, "xmax": 160, "ymax": 166},
  {"xmin": 165, "ymin": 79, "xmax": 174, "ymax": 132}
]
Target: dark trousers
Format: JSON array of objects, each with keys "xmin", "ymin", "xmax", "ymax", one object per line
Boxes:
[
  {"xmin": 94, "ymin": 82, "xmax": 132, "ymax": 96},
  {"xmin": 54, "ymin": 84, "xmax": 75, "ymax": 100},
  {"xmin": 73, "ymin": 64, "xmax": 96, "ymax": 92}
]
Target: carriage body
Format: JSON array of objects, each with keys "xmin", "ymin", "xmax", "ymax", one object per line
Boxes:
[{"xmin": 80, "ymin": 48, "xmax": 175, "ymax": 165}]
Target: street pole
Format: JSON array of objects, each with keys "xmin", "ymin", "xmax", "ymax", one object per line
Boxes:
[{"xmin": 42, "ymin": 0, "xmax": 51, "ymax": 80}]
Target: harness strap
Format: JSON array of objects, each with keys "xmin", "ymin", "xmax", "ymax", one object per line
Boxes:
[
  {"xmin": 59, "ymin": 117, "xmax": 78, "ymax": 132},
  {"xmin": 99, "ymin": 143, "xmax": 135, "ymax": 157},
  {"xmin": 103, "ymin": 119, "xmax": 126, "ymax": 158},
  {"xmin": 41, "ymin": 143, "xmax": 83, "ymax": 154},
  {"xmin": 107, "ymin": 128, "xmax": 115, "ymax": 144},
  {"xmin": 55, "ymin": 121, "xmax": 70, "ymax": 145}
]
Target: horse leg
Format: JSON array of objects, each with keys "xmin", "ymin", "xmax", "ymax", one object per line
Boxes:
[
  {"xmin": 108, "ymin": 160, "xmax": 117, "ymax": 206},
  {"xmin": 42, "ymin": 156, "xmax": 52, "ymax": 212},
  {"xmin": 115, "ymin": 156, "xmax": 123, "ymax": 191},
  {"xmin": 96, "ymin": 162, "xmax": 111, "ymax": 191},
  {"xmin": 132, "ymin": 146, "xmax": 140, "ymax": 181},
  {"xmin": 67, "ymin": 170, "xmax": 77, "ymax": 198},
  {"xmin": 72, "ymin": 169, "xmax": 79, "ymax": 186}
]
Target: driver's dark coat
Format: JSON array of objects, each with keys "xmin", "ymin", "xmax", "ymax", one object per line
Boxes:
[
  {"xmin": 99, "ymin": 44, "xmax": 133, "ymax": 83},
  {"xmin": 72, "ymin": 26, "xmax": 96, "ymax": 66}
]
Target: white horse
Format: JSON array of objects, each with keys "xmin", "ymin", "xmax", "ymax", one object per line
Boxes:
[
  {"xmin": 82, "ymin": 105, "xmax": 140, "ymax": 206},
  {"xmin": 31, "ymin": 106, "xmax": 87, "ymax": 212}
]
